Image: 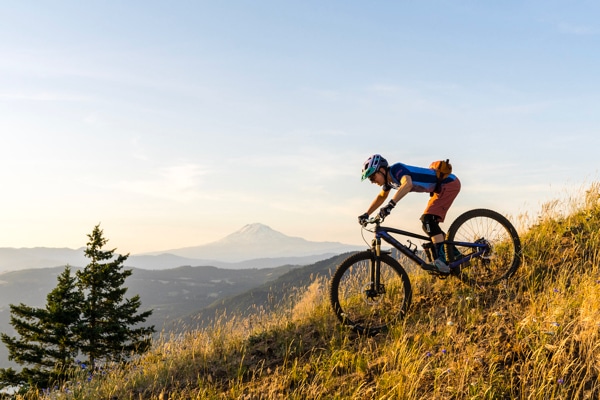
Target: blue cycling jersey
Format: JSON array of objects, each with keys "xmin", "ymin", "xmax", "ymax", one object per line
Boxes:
[{"xmin": 382, "ymin": 163, "xmax": 457, "ymax": 193}]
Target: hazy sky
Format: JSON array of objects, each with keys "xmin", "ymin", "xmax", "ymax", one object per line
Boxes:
[{"xmin": 1, "ymin": 1, "xmax": 598, "ymax": 254}]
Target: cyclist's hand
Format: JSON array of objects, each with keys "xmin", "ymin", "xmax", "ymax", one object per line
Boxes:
[
  {"xmin": 358, "ymin": 213, "xmax": 369, "ymax": 226},
  {"xmin": 378, "ymin": 199, "xmax": 396, "ymax": 219}
]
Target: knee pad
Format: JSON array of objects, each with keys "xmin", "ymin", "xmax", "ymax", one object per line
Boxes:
[{"xmin": 420, "ymin": 214, "xmax": 444, "ymax": 237}]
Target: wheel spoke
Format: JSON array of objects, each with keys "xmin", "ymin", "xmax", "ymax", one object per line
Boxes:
[
  {"xmin": 330, "ymin": 252, "xmax": 412, "ymax": 334},
  {"xmin": 448, "ymin": 209, "xmax": 521, "ymax": 286}
]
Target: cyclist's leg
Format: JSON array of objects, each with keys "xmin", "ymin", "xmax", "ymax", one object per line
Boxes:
[
  {"xmin": 422, "ymin": 178, "xmax": 461, "ymax": 270},
  {"xmin": 424, "ymin": 178, "xmax": 461, "ymax": 224},
  {"xmin": 421, "ymin": 214, "xmax": 444, "ymax": 242},
  {"xmin": 421, "ymin": 213, "xmax": 447, "ymax": 271}
]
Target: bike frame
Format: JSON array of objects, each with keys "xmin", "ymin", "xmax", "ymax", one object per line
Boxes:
[{"xmin": 372, "ymin": 223, "xmax": 489, "ymax": 271}]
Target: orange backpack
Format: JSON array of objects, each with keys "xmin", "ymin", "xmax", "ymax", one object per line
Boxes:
[
  {"xmin": 429, "ymin": 159, "xmax": 452, "ymax": 180},
  {"xmin": 429, "ymin": 159, "xmax": 452, "ymax": 194}
]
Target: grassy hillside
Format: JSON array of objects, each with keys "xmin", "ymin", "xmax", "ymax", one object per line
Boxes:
[{"xmin": 14, "ymin": 184, "xmax": 600, "ymax": 399}]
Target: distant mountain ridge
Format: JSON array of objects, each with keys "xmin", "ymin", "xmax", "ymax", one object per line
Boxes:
[
  {"xmin": 0, "ymin": 224, "xmax": 364, "ymax": 272},
  {"xmin": 153, "ymin": 223, "xmax": 362, "ymax": 262},
  {"xmin": 0, "ymin": 247, "xmax": 88, "ymax": 272}
]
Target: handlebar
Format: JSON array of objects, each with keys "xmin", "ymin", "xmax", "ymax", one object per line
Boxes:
[{"xmin": 361, "ymin": 215, "xmax": 384, "ymax": 227}]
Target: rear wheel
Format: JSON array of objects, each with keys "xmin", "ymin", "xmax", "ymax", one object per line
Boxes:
[
  {"xmin": 447, "ymin": 209, "xmax": 521, "ymax": 286},
  {"xmin": 330, "ymin": 251, "xmax": 412, "ymax": 335}
]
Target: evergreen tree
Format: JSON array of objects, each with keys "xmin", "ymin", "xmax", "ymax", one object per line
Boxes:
[
  {"xmin": 76, "ymin": 224, "xmax": 154, "ymax": 369},
  {"xmin": 0, "ymin": 225, "xmax": 155, "ymax": 390},
  {"xmin": 0, "ymin": 266, "xmax": 83, "ymax": 390},
  {"xmin": 44, "ymin": 266, "xmax": 85, "ymax": 371}
]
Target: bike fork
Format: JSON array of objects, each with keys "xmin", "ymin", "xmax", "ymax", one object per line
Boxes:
[{"xmin": 367, "ymin": 238, "xmax": 383, "ymax": 298}]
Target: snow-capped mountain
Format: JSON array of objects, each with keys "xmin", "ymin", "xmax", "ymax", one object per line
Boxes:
[
  {"xmin": 0, "ymin": 224, "xmax": 364, "ymax": 271},
  {"xmin": 151, "ymin": 223, "xmax": 363, "ymax": 262}
]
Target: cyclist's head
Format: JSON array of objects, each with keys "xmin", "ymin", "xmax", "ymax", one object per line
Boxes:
[{"xmin": 361, "ymin": 154, "xmax": 388, "ymax": 181}]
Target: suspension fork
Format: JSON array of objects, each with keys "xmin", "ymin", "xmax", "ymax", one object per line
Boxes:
[{"xmin": 369, "ymin": 236, "xmax": 383, "ymax": 295}]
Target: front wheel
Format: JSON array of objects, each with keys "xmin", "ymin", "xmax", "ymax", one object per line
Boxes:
[
  {"xmin": 447, "ymin": 209, "xmax": 521, "ymax": 286},
  {"xmin": 329, "ymin": 251, "xmax": 412, "ymax": 335}
]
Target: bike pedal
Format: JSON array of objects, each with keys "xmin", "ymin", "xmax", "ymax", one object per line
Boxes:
[
  {"xmin": 422, "ymin": 263, "xmax": 438, "ymax": 272},
  {"xmin": 425, "ymin": 270, "xmax": 449, "ymax": 279}
]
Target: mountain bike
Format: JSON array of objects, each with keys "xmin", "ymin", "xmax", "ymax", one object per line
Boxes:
[{"xmin": 329, "ymin": 209, "xmax": 521, "ymax": 334}]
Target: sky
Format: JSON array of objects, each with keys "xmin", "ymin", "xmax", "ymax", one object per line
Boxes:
[{"xmin": 0, "ymin": 1, "xmax": 599, "ymax": 254}]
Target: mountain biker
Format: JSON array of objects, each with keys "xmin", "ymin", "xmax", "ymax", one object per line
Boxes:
[{"xmin": 358, "ymin": 154, "xmax": 461, "ymax": 273}]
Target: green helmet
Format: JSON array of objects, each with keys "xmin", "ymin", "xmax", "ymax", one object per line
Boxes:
[{"xmin": 361, "ymin": 154, "xmax": 388, "ymax": 181}]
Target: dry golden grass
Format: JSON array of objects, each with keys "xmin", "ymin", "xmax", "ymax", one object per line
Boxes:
[{"xmin": 18, "ymin": 183, "xmax": 600, "ymax": 400}]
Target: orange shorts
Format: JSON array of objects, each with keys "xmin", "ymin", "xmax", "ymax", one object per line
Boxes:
[{"xmin": 423, "ymin": 178, "xmax": 461, "ymax": 222}]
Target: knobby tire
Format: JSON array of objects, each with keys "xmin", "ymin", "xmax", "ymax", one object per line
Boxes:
[
  {"xmin": 447, "ymin": 208, "xmax": 521, "ymax": 286},
  {"xmin": 329, "ymin": 251, "xmax": 412, "ymax": 335}
]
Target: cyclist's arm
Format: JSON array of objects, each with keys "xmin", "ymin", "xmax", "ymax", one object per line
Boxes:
[
  {"xmin": 389, "ymin": 175, "xmax": 413, "ymax": 204},
  {"xmin": 364, "ymin": 174, "xmax": 413, "ymax": 216},
  {"xmin": 365, "ymin": 190, "xmax": 389, "ymax": 215}
]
